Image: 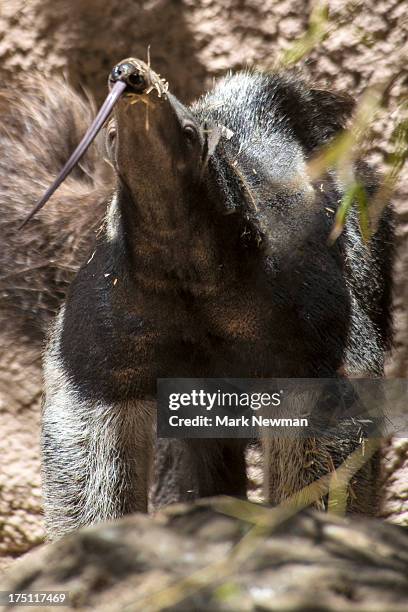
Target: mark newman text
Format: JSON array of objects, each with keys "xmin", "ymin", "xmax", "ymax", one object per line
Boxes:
[{"xmin": 168, "ymin": 415, "xmax": 309, "ymax": 428}]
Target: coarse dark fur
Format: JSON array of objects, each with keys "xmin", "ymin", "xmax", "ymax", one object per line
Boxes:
[{"xmin": 3, "ymin": 65, "xmax": 393, "ymax": 537}]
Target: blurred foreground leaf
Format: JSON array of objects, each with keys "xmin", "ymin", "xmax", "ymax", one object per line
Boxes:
[
  {"xmin": 279, "ymin": 2, "xmax": 330, "ymax": 67},
  {"xmin": 308, "ymin": 83, "xmax": 405, "ymax": 241},
  {"xmin": 329, "ymin": 181, "xmax": 370, "ymax": 244}
]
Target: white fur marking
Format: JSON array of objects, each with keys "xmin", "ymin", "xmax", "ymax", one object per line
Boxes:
[
  {"xmin": 105, "ymin": 193, "xmax": 120, "ymax": 242},
  {"xmin": 42, "ymin": 307, "xmax": 138, "ymax": 535}
]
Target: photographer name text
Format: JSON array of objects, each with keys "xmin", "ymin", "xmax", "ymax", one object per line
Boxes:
[{"xmin": 167, "ymin": 415, "xmax": 309, "ymax": 428}]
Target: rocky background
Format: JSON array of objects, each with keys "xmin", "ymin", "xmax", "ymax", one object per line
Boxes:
[{"xmin": 0, "ymin": 0, "xmax": 407, "ymax": 572}]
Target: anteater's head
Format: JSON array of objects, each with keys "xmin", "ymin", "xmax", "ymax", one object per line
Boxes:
[{"xmin": 20, "ymin": 57, "xmax": 221, "ymax": 231}]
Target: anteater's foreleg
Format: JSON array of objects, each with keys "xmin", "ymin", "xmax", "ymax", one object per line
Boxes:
[
  {"xmin": 41, "ymin": 311, "xmax": 154, "ymax": 539},
  {"xmin": 42, "ymin": 394, "xmax": 154, "ymax": 538},
  {"xmin": 42, "ymin": 391, "xmax": 154, "ymax": 538}
]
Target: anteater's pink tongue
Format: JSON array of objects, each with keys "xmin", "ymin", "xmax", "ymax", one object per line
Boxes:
[{"xmin": 19, "ymin": 79, "xmax": 127, "ymax": 229}]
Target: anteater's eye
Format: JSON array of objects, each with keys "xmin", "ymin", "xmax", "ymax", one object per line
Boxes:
[
  {"xmin": 107, "ymin": 125, "xmax": 116, "ymax": 144},
  {"xmin": 106, "ymin": 123, "xmax": 117, "ymax": 157},
  {"xmin": 183, "ymin": 124, "xmax": 198, "ymax": 143}
]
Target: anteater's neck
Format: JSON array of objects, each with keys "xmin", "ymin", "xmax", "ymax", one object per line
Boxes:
[{"xmin": 104, "ymin": 181, "xmax": 232, "ymax": 297}]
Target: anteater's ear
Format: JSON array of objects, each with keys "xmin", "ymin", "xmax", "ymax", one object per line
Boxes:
[
  {"xmin": 201, "ymin": 124, "xmax": 223, "ymax": 168},
  {"xmin": 305, "ymin": 88, "xmax": 356, "ymax": 149}
]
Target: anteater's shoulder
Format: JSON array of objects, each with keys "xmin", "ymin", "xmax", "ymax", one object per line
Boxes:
[{"xmin": 192, "ymin": 68, "xmax": 355, "ymax": 154}]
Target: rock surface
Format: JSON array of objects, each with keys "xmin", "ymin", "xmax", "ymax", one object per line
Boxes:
[
  {"xmin": 0, "ymin": 0, "xmax": 407, "ymax": 569},
  {"xmin": 0, "ymin": 338, "xmax": 44, "ymax": 572},
  {"xmin": 2, "ymin": 498, "xmax": 408, "ymax": 611}
]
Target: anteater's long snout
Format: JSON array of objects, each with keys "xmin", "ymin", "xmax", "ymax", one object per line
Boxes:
[{"xmin": 19, "ymin": 57, "xmax": 169, "ymax": 229}]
